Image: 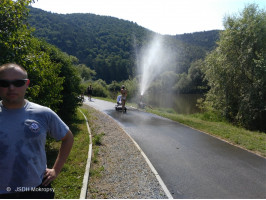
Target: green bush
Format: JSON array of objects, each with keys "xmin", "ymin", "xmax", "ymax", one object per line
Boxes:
[
  {"xmin": 203, "ymin": 4, "xmax": 266, "ymax": 131},
  {"xmin": 92, "ymin": 80, "xmax": 109, "ymax": 97}
]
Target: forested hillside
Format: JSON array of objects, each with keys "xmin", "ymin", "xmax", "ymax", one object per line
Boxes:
[
  {"xmin": 28, "ymin": 7, "xmax": 219, "ymax": 83},
  {"xmin": 175, "ymin": 30, "xmax": 220, "ymax": 51}
]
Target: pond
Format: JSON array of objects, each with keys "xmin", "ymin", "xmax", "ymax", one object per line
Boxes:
[{"xmin": 144, "ymin": 93, "xmax": 204, "ymax": 114}]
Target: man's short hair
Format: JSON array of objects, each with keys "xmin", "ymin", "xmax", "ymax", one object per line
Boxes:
[{"xmin": 0, "ymin": 63, "xmax": 28, "ymax": 78}]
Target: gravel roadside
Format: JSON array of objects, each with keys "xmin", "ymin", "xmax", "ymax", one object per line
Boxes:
[{"xmin": 82, "ymin": 104, "xmax": 167, "ymax": 199}]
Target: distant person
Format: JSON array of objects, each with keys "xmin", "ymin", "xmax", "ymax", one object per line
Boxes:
[
  {"xmin": 0, "ymin": 63, "xmax": 74, "ymax": 199},
  {"xmin": 121, "ymin": 85, "xmax": 127, "ymax": 112},
  {"xmin": 87, "ymin": 85, "xmax": 93, "ymax": 101}
]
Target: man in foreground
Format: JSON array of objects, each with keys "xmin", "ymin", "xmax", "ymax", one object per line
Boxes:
[{"xmin": 0, "ymin": 63, "xmax": 74, "ymax": 198}]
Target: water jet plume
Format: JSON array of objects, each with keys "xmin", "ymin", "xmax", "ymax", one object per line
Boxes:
[{"xmin": 138, "ymin": 34, "xmax": 174, "ymax": 96}]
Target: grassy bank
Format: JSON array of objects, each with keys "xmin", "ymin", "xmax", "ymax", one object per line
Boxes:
[
  {"xmin": 148, "ymin": 108, "xmax": 266, "ymax": 157},
  {"xmin": 46, "ymin": 108, "xmax": 91, "ymax": 198}
]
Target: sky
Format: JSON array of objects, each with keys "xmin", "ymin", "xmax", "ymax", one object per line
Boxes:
[{"xmin": 31, "ymin": 0, "xmax": 266, "ymax": 35}]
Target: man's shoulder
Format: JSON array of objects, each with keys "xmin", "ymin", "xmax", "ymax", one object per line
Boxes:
[{"xmin": 26, "ymin": 101, "xmax": 52, "ymax": 113}]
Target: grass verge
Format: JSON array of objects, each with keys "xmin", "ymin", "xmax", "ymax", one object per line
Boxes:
[
  {"xmin": 148, "ymin": 108, "xmax": 266, "ymax": 157},
  {"xmin": 46, "ymin": 108, "xmax": 91, "ymax": 198}
]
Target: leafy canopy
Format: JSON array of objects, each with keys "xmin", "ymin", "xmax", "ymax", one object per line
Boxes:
[
  {"xmin": 203, "ymin": 4, "xmax": 266, "ymax": 131},
  {"xmin": 0, "ymin": 0, "xmax": 82, "ymax": 123}
]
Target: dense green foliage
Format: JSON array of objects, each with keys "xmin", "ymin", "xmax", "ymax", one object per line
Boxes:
[
  {"xmin": 175, "ymin": 30, "xmax": 220, "ymax": 51},
  {"xmin": 0, "ymin": 0, "xmax": 32, "ymax": 64},
  {"xmin": 0, "ymin": 0, "xmax": 82, "ymax": 123},
  {"xmin": 203, "ymin": 4, "xmax": 266, "ymax": 132},
  {"xmin": 28, "ymin": 7, "xmax": 219, "ymax": 86}
]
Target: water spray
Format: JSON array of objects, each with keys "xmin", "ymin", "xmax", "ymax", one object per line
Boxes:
[
  {"xmin": 138, "ymin": 34, "xmax": 173, "ymax": 97},
  {"xmin": 136, "ymin": 34, "xmax": 174, "ymax": 110}
]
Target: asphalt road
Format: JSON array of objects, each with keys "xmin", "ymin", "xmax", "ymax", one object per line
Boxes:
[{"xmin": 84, "ymin": 98, "xmax": 266, "ymax": 199}]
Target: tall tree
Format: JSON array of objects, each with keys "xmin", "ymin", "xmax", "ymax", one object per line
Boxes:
[
  {"xmin": 0, "ymin": 0, "xmax": 82, "ymax": 123},
  {"xmin": 203, "ymin": 4, "xmax": 266, "ymax": 131},
  {"xmin": 0, "ymin": 0, "xmax": 32, "ymax": 63}
]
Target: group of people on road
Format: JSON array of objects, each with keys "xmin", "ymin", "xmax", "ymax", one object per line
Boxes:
[
  {"xmin": 0, "ymin": 62, "xmax": 128, "ymax": 198},
  {"xmin": 87, "ymin": 84, "xmax": 127, "ymax": 112}
]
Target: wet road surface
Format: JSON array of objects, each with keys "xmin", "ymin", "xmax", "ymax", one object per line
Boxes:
[{"xmin": 84, "ymin": 98, "xmax": 266, "ymax": 198}]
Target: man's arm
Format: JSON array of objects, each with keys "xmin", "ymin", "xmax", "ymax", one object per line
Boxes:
[{"xmin": 43, "ymin": 130, "xmax": 74, "ymax": 186}]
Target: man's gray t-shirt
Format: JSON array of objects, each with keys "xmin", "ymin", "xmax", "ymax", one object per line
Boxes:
[{"xmin": 0, "ymin": 101, "xmax": 69, "ymax": 194}]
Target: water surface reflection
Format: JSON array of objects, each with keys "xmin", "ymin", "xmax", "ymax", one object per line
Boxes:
[{"xmin": 146, "ymin": 93, "xmax": 203, "ymax": 114}]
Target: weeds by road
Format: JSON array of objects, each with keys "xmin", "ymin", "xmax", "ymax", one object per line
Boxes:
[{"xmin": 46, "ymin": 108, "xmax": 90, "ymax": 198}]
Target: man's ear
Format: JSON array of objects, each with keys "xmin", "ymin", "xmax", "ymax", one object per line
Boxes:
[{"xmin": 26, "ymin": 79, "xmax": 30, "ymax": 86}]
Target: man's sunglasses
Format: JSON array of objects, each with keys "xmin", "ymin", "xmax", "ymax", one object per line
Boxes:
[{"xmin": 0, "ymin": 79, "xmax": 29, "ymax": 88}]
